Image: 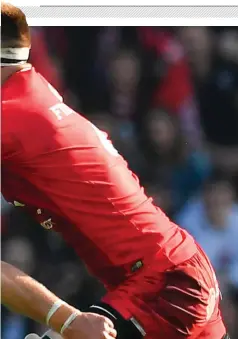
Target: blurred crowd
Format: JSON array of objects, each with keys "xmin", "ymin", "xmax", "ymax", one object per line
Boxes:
[{"xmin": 1, "ymin": 27, "xmax": 238, "ymax": 337}]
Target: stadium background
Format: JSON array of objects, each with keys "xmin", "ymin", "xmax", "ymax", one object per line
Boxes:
[{"xmin": 1, "ymin": 27, "xmax": 238, "ymax": 337}]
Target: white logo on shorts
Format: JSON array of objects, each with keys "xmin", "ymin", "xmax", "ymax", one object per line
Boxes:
[{"xmin": 206, "ymin": 271, "xmax": 220, "ymax": 321}]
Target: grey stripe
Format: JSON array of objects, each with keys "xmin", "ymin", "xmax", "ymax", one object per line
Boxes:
[
  {"xmin": 90, "ymin": 305, "xmax": 117, "ymax": 320},
  {"xmin": 18, "ymin": 6, "xmax": 238, "ymax": 18}
]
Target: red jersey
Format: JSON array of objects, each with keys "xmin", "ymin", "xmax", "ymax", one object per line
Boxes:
[{"xmin": 2, "ymin": 67, "xmax": 196, "ymax": 288}]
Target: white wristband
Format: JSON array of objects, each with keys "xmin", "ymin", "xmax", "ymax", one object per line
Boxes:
[
  {"xmin": 46, "ymin": 300, "xmax": 65, "ymax": 326},
  {"xmin": 60, "ymin": 312, "xmax": 79, "ymax": 335}
]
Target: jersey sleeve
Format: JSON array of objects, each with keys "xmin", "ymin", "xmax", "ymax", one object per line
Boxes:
[{"xmin": 1, "ymin": 131, "xmax": 22, "ymax": 163}]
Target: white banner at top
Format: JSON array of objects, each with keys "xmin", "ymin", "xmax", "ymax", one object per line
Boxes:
[{"xmin": 5, "ymin": 0, "xmax": 238, "ymax": 6}]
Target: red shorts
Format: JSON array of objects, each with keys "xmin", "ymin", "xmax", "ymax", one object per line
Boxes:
[{"xmin": 102, "ymin": 245, "xmax": 226, "ymax": 339}]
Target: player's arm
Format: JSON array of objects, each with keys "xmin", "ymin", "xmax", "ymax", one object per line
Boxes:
[
  {"xmin": 1, "ymin": 260, "xmax": 77, "ymax": 331},
  {"xmin": 1, "ymin": 261, "xmax": 116, "ymax": 339}
]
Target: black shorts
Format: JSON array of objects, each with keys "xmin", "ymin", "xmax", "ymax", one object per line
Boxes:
[{"xmin": 87, "ymin": 302, "xmax": 230, "ymax": 339}]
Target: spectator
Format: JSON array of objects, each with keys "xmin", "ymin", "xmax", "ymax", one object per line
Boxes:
[
  {"xmin": 138, "ymin": 27, "xmax": 201, "ymax": 147},
  {"xmin": 176, "ymin": 173, "xmax": 238, "ymax": 291},
  {"xmin": 176, "ymin": 172, "xmax": 238, "ymax": 336},
  {"xmin": 179, "ymin": 27, "xmax": 238, "ymax": 176},
  {"xmin": 109, "ymin": 49, "xmax": 141, "ymax": 117},
  {"xmin": 139, "ymin": 108, "xmax": 211, "ymax": 214}
]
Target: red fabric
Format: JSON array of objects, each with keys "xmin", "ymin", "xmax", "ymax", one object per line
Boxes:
[
  {"xmin": 154, "ymin": 58, "xmax": 192, "ymax": 112},
  {"xmin": 2, "ymin": 67, "xmax": 196, "ymax": 287},
  {"xmin": 103, "ymin": 245, "xmax": 226, "ymax": 338},
  {"xmin": 139, "ymin": 27, "xmax": 194, "ymax": 113}
]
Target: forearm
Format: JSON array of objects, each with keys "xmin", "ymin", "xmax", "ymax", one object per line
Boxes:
[{"xmin": 1, "ymin": 261, "xmax": 80, "ymax": 333}]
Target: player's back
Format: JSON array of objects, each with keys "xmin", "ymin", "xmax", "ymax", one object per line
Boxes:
[{"xmin": 2, "ymin": 67, "xmax": 197, "ymax": 287}]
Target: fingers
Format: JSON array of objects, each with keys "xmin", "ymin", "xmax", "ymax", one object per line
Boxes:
[
  {"xmin": 104, "ymin": 319, "xmax": 117, "ymax": 338},
  {"xmin": 104, "ymin": 316, "xmax": 114, "ymax": 329},
  {"xmin": 106, "ymin": 326, "xmax": 117, "ymax": 338},
  {"xmin": 103, "ymin": 332, "xmax": 117, "ymax": 339},
  {"xmin": 109, "ymin": 328, "xmax": 117, "ymax": 338}
]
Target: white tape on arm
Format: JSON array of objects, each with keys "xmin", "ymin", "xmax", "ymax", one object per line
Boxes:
[
  {"xmin": 60, "ymin": 312, "xmax": 79, "ymax": 335},
  {"xmin": 46, "ymin": 300, "xmax": 65, "ymax": 326}
]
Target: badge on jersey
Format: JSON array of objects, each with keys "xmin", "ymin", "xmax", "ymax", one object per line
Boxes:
[
  {"xmin": 40, "ymin": 217, "xmax": 54, "ymax": 230},
  {"xmin": 13, "ymin": 200, "xmax": 25, "ymax": 207},
  {"xmin": 36, "ymin": 209, "xmax": 55, "ymax": 230}
]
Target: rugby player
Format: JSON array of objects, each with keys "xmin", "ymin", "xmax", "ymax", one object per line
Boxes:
[
  {"xmin": 1, "ymin": 2, "xmax": 229, "ymax": 338},
  {"xmin": 1, "ymin": 261, "xmax": 117, "ymax": 339}
]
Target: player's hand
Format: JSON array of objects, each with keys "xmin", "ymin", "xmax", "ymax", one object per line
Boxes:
[{"xmin": 63, "ymin": 312, "xmax": 117, "ymax": 339}]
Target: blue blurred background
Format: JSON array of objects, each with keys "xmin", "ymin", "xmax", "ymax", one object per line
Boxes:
[{"xmin": 1, "ymin": 26, "xmax": 238, "ymax": 338}]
